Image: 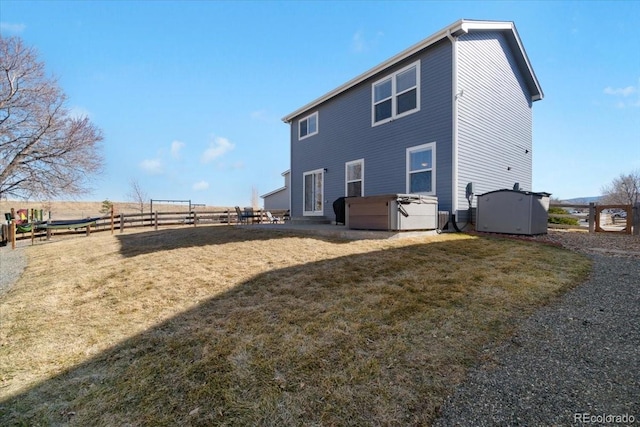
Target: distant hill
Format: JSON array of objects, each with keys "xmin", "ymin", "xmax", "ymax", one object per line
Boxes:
[{"xmin": 560, "ymin": 196, "xmax": 602, "ymax": 204}]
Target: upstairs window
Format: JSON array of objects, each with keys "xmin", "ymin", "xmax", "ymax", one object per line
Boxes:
[
  {"xmin": 372, "ymin": 61, "xmax": 420, "ymax": 126},
  {"xmin": 298, "ymin": 112, "xmax": 318, "ymax": 140}
]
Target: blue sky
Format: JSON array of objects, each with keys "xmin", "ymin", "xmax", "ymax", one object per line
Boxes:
[{"xmin": 1, "ymin": 0, "xmax": 638, "ymax": 206}]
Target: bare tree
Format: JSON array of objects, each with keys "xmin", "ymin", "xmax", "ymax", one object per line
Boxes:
[
  {"xmin": 601, "ymin": 169, "xmax": 639, "ymax": 205},
  {"xmin": 0, "ymin": 36, "xmax": 104, "ymax": 200},
  {"xmin": 127, "ymin": 179, "xmax": 148, "ymax": 214}
]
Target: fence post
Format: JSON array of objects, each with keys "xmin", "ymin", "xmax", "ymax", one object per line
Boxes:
[
  {"xmin": 226, "ymin": 209, "xmax": 230, "ymax": 226},
  {"xmin": 633, "ymin": 202, "xmax": 640, "ymax": 236},
  {"xmin": 110, "ymin": 206, "xmax": 115, "ymax": 235},
  {"xmin": 155, "ymin": 211, "xmax": 158, "ymax": 231},
  {"xmin": 120, "ymin": 214, "xmax": 124, "ymax": 233},
  {"xmin": 86, "ymin": 224, "xmax": 91, "ymax": 237},
  {"xmin": 588, "ymin": 202, "xmax": 595, "ymax": 233},
  {"xmin": 193, "ymin": 211, "xmax": 197, "ymax": 227},
  {"xmin": 10, "ymin": 220, "xmax": 16, "ymax": 250}
]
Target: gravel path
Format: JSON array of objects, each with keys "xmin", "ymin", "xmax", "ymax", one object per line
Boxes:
[
  {"xmin": 435, "ymin": 238, "xmax": 640, "ymax": 426},
  {"xmin": 0, "ymin": 244, "xmax": 27, "ymax": 296}
]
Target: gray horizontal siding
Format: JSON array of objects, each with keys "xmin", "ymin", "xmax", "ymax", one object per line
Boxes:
[
  {"xmin": 289, "ymin": 39, "xmax": 453, "ymax": 219},
  {"xmin": 456, "ymin": 31, "xmax": 533, "ymax": 221},
  {"xmin": 263, "ymin": 188, "xmax": 289, "ymax": 211}
]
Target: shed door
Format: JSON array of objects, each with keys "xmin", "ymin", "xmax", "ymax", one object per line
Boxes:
[{"xmin": 303, "ymin": 169, "xmax": 324, "ymax": 216}]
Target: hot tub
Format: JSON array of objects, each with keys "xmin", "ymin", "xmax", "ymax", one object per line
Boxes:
[{"xmin": 346, "ymin": 194, "xmax": 438, "ymax": 231}]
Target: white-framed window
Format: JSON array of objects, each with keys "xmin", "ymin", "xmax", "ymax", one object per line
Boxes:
[
  {"xmin": 345, "ymin": 159, "xmax": 364, "ymax": 197},
  {"xmin": 298, "ymin": 112, "xmax": 318, "ymax": 140},
  {"xmin": 406, "ymin": 142, "xmax": 435, "ymax": 195},
  {"xmin": 372, "ymin": 60, "xmax": 420, "ymax": 126},
  {"xmin": 303, "ymin": 168, "xmax": 324, "ymax": 215}
]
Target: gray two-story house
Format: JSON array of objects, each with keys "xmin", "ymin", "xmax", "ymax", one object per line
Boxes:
[{"xmin": 282, "ymin": 19, "xmax": 543, "ymax": 225}]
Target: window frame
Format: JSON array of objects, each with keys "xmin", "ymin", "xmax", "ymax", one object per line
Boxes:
[
  {"xmin": 371, "ymin": 60, "xmax": 421, "ymax": 126},
  {"xmin": 298, "ymin": 111, "xmax": 319, "ymax": 140},
  {"xmin": 406, "ymin": 142, "xmax": 436, "ymax": 196},
  {"xmin": 303, "ymin": 168, "xmax": 324, "ymax": 216},
  {"xmin": 345, "ymin": 158, "xmax": 364, "ymax": 197}
]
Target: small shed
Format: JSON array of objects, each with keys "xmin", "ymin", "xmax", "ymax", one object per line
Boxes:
[
  {"xmin": 476, "ymin": 189, "xmax": 551, "ymax": 235},
  {"xmin": 346, "ymin": 194, "xmax": 438, "ymax": 231}
]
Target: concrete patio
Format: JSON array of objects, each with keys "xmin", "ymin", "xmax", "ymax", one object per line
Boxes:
[{"xmin": 246, "ymin": 222, "xmax": 440, "ymax": 240}]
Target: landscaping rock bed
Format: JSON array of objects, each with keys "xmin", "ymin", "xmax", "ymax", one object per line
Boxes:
[
  {"xmin": 532, "ymin": 229, "xmax": 640, "ymax": 258},
  {"xmin": 435, "ymin": 231, "xmax": 640, "ymax": 425},
  {"xmin": 0, "ymin": 245, "xmax": 27, "ymax": 296}
]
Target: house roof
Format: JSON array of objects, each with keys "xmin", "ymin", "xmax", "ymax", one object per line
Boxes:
[
  {"xmin": 260, "ymin": 186, "xmax": 286, "ymax": 198},
  {"xmin": 261, "ymin": 170, "xmax": 290, "ymax": 198},
  {"xmin": 282, "ymin": 19, "xmax": 543, "ymax": 123}
]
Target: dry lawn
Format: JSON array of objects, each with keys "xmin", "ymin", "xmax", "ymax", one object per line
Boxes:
[{"xmin": 0, "ymin": 226, "xmax": 591, "ymax": 425}]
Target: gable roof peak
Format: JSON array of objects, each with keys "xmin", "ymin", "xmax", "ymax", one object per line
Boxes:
[{"xmin": 283, "ymin": 19, "xmax": 542, "ymax": 123}]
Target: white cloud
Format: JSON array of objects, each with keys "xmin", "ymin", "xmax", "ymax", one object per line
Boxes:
[
  {"xmin": 193, "ymin": 180, "xmax": 209, "ymax": 191},
  {"xmin": 603, "ymin": 86, "xmax": 637, "ymax": 97},
  {"xmin": 250, "ymin": 110, "xmax": 276, "ymax": 123},
  {"xmin": 351, "ymin": 29, "xmax": 384, "ymax": 53},
  {"xmin": 0, "ymin": 22, "xmax": 26, "ymax": 34},
  {"xmin": 351, "ymin": 30, "xmax": 367, "ymax": 53},
  {"xmin": 201, "ymin": 136, "xmax": 235, "ymax": 164},
  {"xmin": 171, "ymin": 140, "xmax": 185, "ymax": 159},
  {"xmin": 139, "ymin": 158, "xmax": 163, "ymax": 174},
  {"xmin": 603, "ymin": 81, "xmax": 640, "ymax": 108}
]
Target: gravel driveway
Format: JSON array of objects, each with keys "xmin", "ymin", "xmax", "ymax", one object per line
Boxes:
[{"xmin": 435, "ymin": 232, "xmax": 640, "ymax": 426}]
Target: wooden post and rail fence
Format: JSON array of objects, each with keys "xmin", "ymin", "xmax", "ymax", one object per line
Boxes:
[
  {"xmin": 548, "ymin": 202, "xmax": 639, "ymax": 235},
  {"xmin": 2, "ymin": 208, "xmax": 291, "ymax": 248},
  {"xmin": 3, "ymin": 203, "xmax": 638, "ymax": 249}
]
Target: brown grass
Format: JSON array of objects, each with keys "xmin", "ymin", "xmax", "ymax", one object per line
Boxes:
[{"xmin": 0, "ymin": 226, "xmax": 591, "ymax": 425}]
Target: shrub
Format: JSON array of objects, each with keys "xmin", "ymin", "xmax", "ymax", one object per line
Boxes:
[
  {"xmin": 547, "ymin": 207, "xmax": 579, "ymax": 225},
  {"xmin": 548, "ymin": 216, "xmax": 579, "ymax": 225},
  {"xmin": 548, "ymin": 207, "xmax": 568, "ymax": 215}
]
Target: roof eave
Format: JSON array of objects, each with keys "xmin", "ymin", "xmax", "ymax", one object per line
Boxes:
[
  {"xmin": 261, "ymin": 186, "xmax": 287, "ymax": 198},
  {"xmin": 281, "ymin": 19, "xmax": 466, "ymax": 123}
]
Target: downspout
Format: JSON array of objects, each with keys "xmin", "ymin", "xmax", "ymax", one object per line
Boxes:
[{"xmin": 446, "ymin": 30, "xmax": 460, "ymax": 228}]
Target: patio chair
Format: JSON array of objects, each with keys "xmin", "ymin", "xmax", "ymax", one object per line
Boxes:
[
  {"xmin": 265, "ymin": 211, "xmax": 281, "ymax": 224},
  {"xmin": 235, "ymin": 206, "xmax": 248, "ymax": 224}
]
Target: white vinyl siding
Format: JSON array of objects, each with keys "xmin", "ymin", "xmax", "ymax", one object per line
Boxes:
[
  {"xmin": 372, "ymin": 61, "xmax": 421, "ymax": 126},
  {"xmin": 456, "ymin": 32, "xmax": 533, "ymax": 216},
  {"xmin": 345, "ymin": 159, "xmax": 364, "ymax": 197},
  {"xmin": 407, "ymin": 142, "xmax": 436, "ymax": 195},
  {"xmin": 298, "ymin": 112, "xmax": 318, "ymax": 140}
]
